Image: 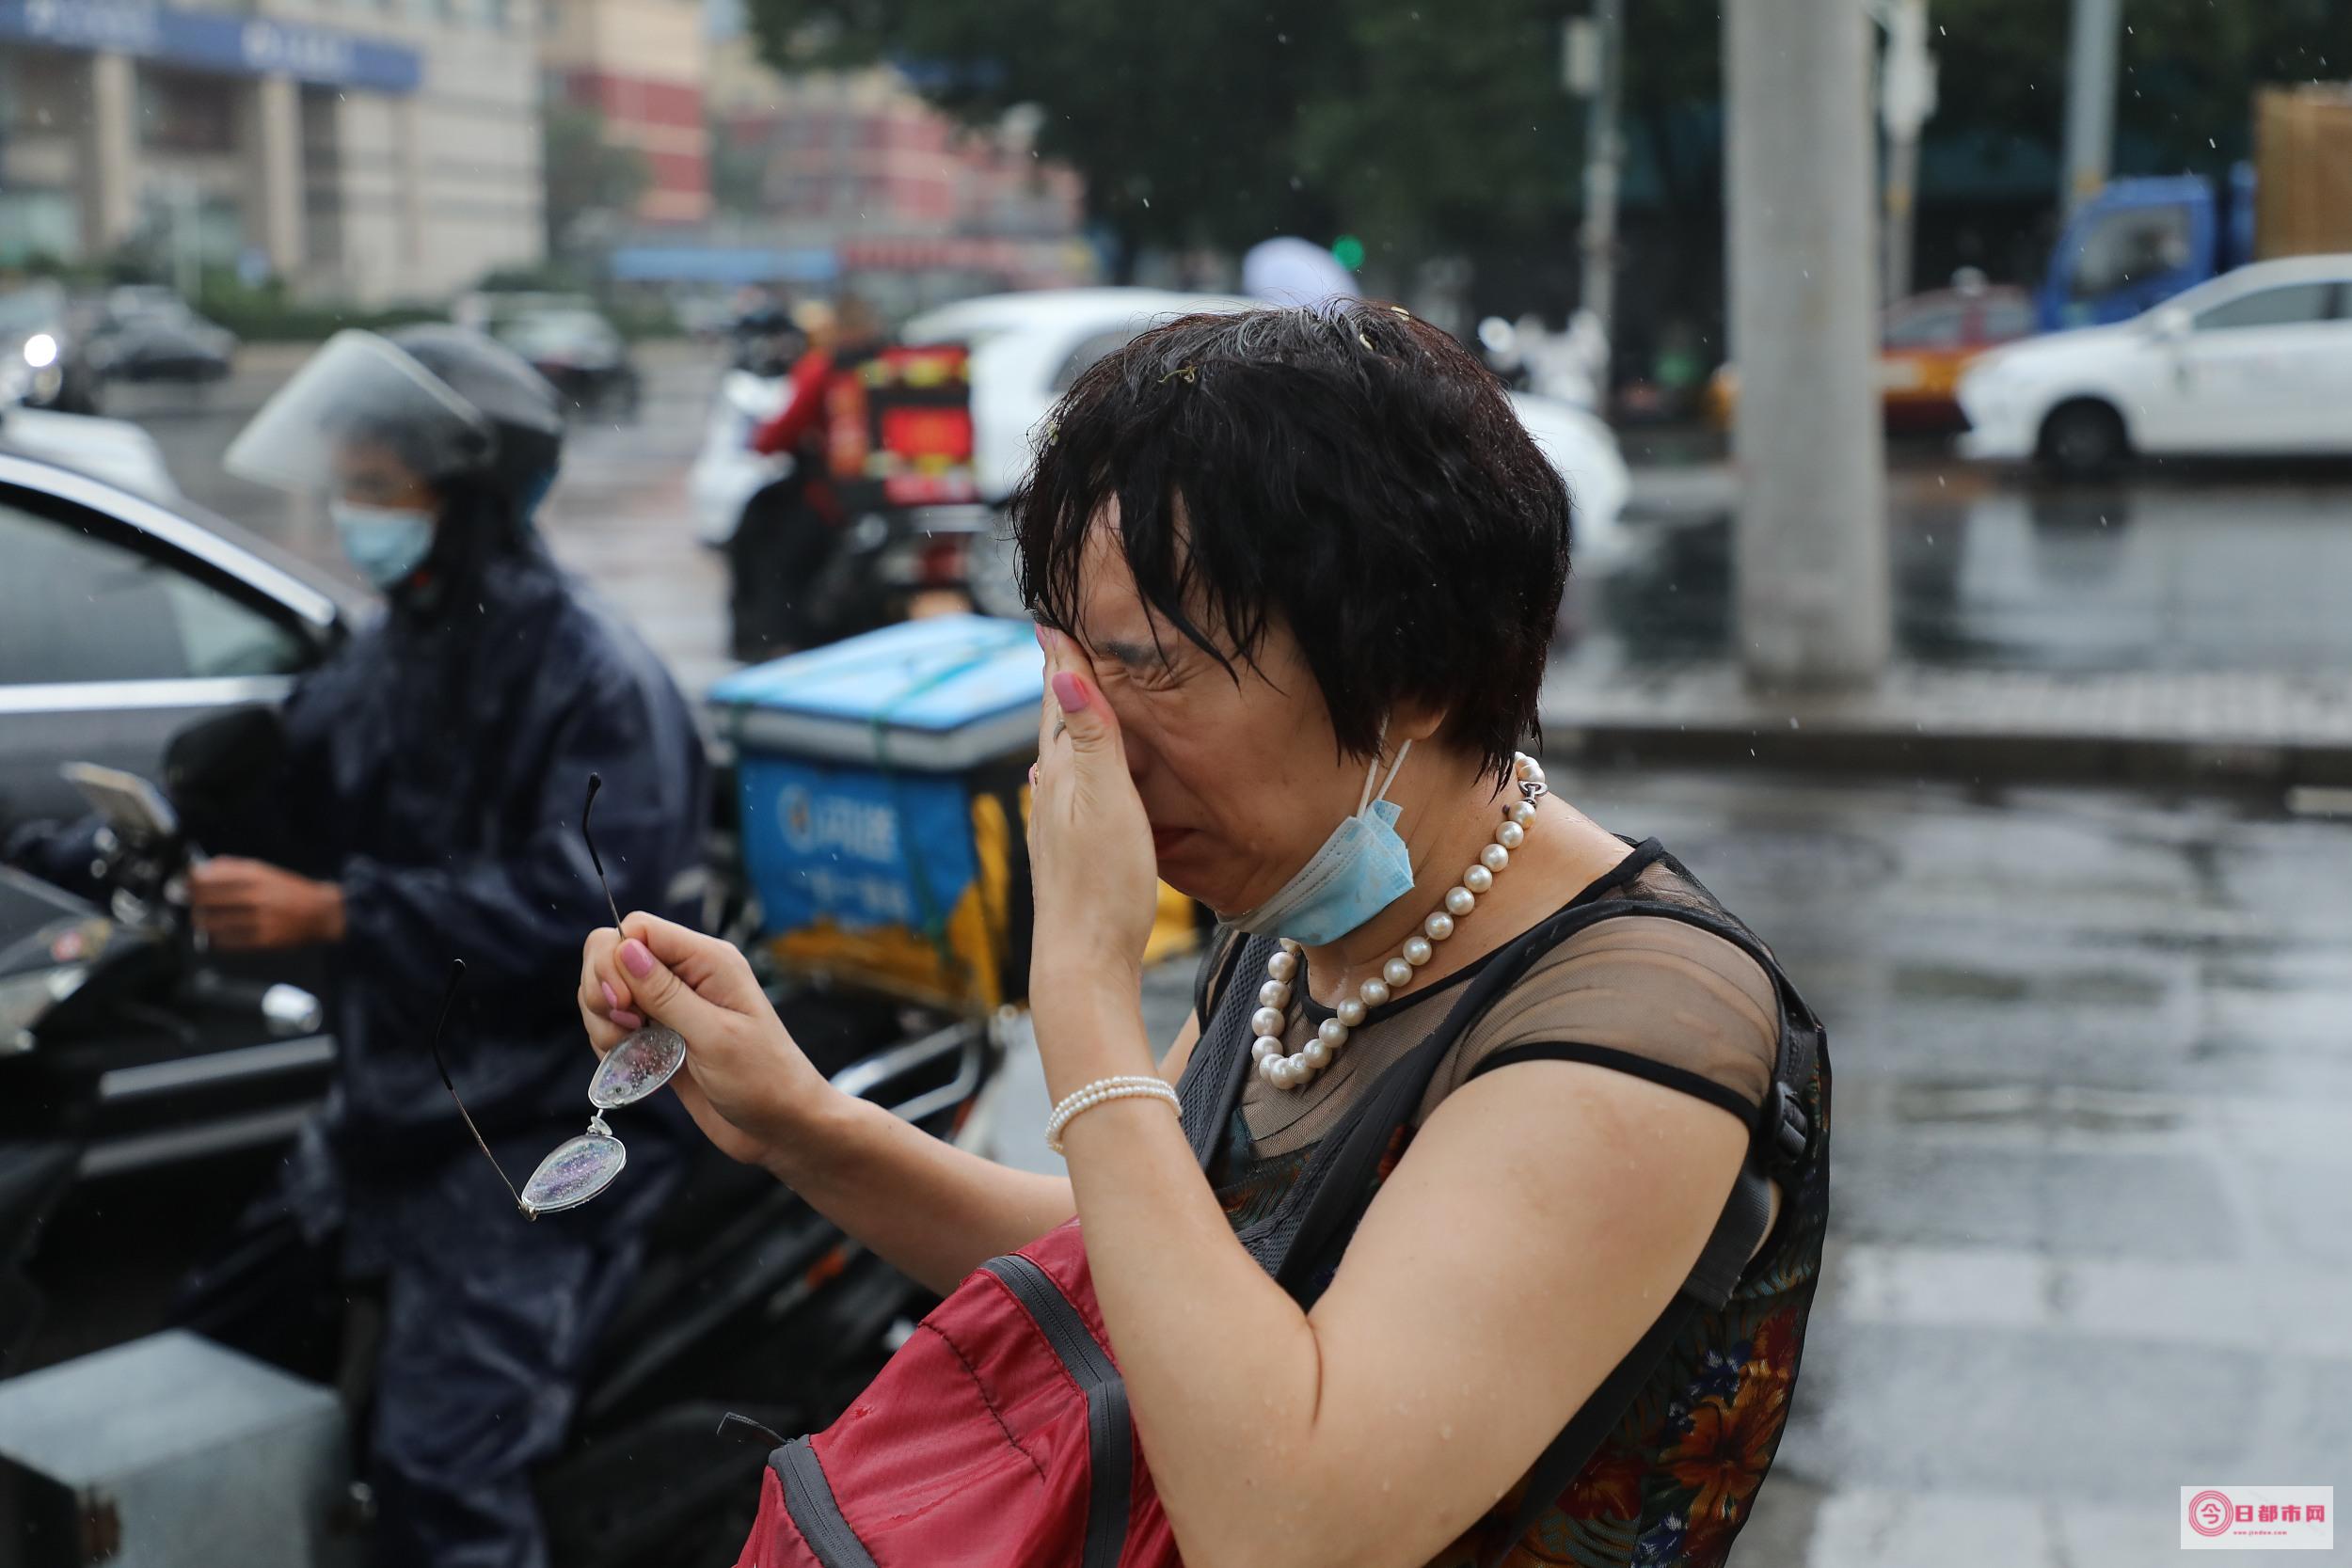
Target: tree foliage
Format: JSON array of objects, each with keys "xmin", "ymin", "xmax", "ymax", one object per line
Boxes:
[
  {"xmin": 741, "ymin": 0, "xmax": 2351, "ymax": 294},
  {"xmin": 543, "ymin": 103, "xmax": 652, "ymax": 253}
]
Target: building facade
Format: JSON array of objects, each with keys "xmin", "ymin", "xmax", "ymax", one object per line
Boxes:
[
  {"xmin": 707, "ymin": 52, "xmax": 1083, "ymax": 242},
  {"xmin": 0, "ymin": 0, "xmax": 545, "ymax": 304},
  {"xmin": 539, "ymin": 0, "xmax": 708, "ymax": 226}
]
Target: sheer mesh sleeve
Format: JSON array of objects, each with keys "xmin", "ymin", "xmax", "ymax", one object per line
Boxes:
[{"xmin": 1413, "ymin": 915, "xmax": 1780, "ymax": 1126}]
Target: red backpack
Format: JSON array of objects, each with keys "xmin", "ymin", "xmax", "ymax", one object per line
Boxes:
[
  {"xmin": 734, "ymin": 854, "xmax": 1822, "ymax": 1568},
  {"xmin": 734, "ymin": 1216, "xmax": 1172, "ymax": 1568}
]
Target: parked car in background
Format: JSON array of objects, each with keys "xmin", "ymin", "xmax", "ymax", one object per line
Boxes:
[
  {"xmin": 1708, "ymin": 279, "xmax": 2038, "ymax": 436},
  {"xmin": 0, "ymin": 282, "xmax": 105, "ymax": 415},
  {"xmin": 1959, "ymin": 254, "xmax": 2352, "ymax": 477},
  {"xmin": 494, "ymin": 305, "xmax": 641, "ymax": 419},
  {"xmin": 85, "ymin": 297, "xmax": 237, "ymax": 386}
]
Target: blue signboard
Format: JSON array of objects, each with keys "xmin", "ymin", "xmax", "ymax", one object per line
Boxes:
[{"xmin": 0, "ymin": 0, "xmax": 422, "ymax": 94}]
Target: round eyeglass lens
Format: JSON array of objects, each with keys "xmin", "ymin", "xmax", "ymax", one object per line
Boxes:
[
  {"xmin": 522, "ymin": 1132, "xmax": 626, "ymax": 1215},
  {"xmin": 588, "ymin": 1023, "xmax": 687, "ymax": 1110}
]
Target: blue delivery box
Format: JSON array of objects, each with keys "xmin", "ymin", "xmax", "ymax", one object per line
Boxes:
[{"xmin": 708, "ymin": 616, "xmax": 1042, "ymax": 1010}]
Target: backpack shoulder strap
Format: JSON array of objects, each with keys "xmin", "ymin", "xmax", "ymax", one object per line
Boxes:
[
  {"xmin": 1475, "ymin": 922, "xmax": 1820, "ymax": 1568},
  {"xmin": 1175, "ymin": 928, "xmax": 1278, "ymax": 1172}
]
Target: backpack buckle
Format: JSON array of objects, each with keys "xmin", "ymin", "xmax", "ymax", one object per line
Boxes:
[{"xmin": 1763, "ymin": 1080, "xmax": 1810, "ymax": 1171}]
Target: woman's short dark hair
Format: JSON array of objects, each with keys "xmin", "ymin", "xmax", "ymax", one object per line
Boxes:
[{"xmin": 1012, "ymin": 301, "xmax": 1571, "ymax": 781}]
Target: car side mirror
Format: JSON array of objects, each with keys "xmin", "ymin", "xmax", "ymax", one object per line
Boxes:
[{"xmin": 2149, "ymin": 306, "xmax": 2192, "ymax": 342}]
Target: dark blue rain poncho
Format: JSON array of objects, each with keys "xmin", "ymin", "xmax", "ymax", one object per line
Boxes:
[
  {"xmin": 196, "ymin": 515, "xmax": 708, "ymax": 1568},
  {"xmin": 282, "ymin": 547, "xmax": 705, "ymax": 1182}
]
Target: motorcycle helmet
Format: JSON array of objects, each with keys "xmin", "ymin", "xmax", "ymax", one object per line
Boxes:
[{"xmin": 225, "ymin": 325, "xmax": 564, "ymax": 517}]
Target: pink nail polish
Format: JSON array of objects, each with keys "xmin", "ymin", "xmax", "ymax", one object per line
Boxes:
[
  {"xmin": 611, "ymin": 1009, "xmax": 644, "ymax": 1030},
  {"xmin": 600, "ymin": 981, "xmax": 621, "ymax": 1011},
  {"xmin": 1051, "ymin": 671, "xmax": 1089, "ymax": 713},
  {"xmin": 621, "ymin": 939, "xmax": 655, "ymax": 978}
]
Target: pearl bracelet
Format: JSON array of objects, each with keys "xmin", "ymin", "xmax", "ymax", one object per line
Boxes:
[{"xmin": 1043, "ymin": 1075, "xmax": 1181, "ymax": 1155}]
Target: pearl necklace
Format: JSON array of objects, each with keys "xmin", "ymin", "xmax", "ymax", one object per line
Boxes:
[{"xmin": 1252, "ymin": 752, "xmax": 1548, "ymax": 1091}]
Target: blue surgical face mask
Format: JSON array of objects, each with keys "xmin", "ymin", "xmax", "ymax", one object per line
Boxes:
[
  {"xmin": 1229, "ymin": 740, "xmax": 1418, "ymax": 946},
  {"xmin": 330, "ymin": 499, "xmax": 437, "ymax": 589}
]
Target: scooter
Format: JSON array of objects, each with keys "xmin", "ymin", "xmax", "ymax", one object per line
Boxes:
[{"xmin": 0, "ymin": 749, "xmax": 1008, "ymax": 1567}]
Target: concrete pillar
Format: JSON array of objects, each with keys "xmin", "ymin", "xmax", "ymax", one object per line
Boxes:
[
  {"xmin": 1725, "ymin": 0, "xmax": 1891, "ymax": 691},
  {"xmin": 2062, "ymin": 0, "xmax": 2122, "ymax": 214},
  {"xmin": 249, "ymin": 74, "xmax": 307, "ymax": 282},
  {"xmin": 80, "ymin": 53, "xmax": 141, "ymax": 257}
]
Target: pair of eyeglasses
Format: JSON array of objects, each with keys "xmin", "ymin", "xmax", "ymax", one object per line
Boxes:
[{"xmin": 427, "ymin": 773, "xmax": 690, "ymax": 1217}]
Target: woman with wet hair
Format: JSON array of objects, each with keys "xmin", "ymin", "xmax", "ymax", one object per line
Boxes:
[{"xmin": 587, "ymin": 301, "xmax": 1829, "ymax": 1568}]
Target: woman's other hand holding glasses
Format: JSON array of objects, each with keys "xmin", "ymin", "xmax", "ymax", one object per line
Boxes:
[{"xmin": 580, "ymin": 913, "xmax": 830, "ymax": 1169}]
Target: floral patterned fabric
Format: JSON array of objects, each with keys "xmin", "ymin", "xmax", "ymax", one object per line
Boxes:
[{"xmin": 1207, "ymin": 927, "xmax": 1832, "ymax": 1568}]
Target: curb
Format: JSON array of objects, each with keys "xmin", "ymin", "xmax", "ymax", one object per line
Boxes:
[{"xmin": 1537, "ymin": 710, "xmax": 2352, "ymax": 791}]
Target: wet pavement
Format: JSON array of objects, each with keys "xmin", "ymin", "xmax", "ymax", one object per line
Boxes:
[
  {"xmin": 103, "ymin": 352, "xmax": 2352, "ymax": 1565},
  {"xmin": 1598, "ymin": 460, "xmax": 2352, "ymax": 676},
  {"xmin": 1534, "ymin": 769, "xmax": 2349, "ymax": 1566}
]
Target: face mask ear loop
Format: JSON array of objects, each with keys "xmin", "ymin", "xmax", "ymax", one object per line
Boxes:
[{"xmin": 1360, "ymin": 737, "xmax": 1413, "ymax": 816}]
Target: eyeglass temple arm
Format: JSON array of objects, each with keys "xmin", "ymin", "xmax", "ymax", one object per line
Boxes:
[
  {"xmin": 427, "ymin": 958, "xmax": 533, "ymax": 1217},
  {"xmin": 582, "ymin": 772, "xmax": 626, "ymax": 931}
]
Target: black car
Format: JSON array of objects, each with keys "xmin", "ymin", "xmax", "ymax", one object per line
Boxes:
[
  {"xmin": 0, "ymin": 449, "xmax": 353, "ymax": 1179},
  {"xmin": 494, "ymin": 307, "xmax": 641, "ymax": 418},
  {"xmin": 85, "ymin": 308, "xmax": 238, "ymax": 386}
]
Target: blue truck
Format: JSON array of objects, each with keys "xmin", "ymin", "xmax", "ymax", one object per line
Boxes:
[{"xmin": 2035, "ymin": 85, "xmax": 2352, "ymax": 332}]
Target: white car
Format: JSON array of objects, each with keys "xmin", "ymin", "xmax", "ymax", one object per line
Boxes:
[
  {"xmin": 1959, "ymin": 254, "xmax": 2352, "ymax": 476},
  {"xmin": 900, "ymin": 288, "xmax": 1632, "ymax": 564},
  {"xmin": 901, "ymin": 288, "xmax": 1253, "ymax": 502}
]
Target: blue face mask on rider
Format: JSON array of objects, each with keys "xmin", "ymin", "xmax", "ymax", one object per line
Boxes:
[
  {"xmin": 1229, "ymin": 740, "xmax": 1418, "ymax": 946},
  {"xmin": 330, "ymin": 499, "xmax": 437, "ymax": 590}
]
